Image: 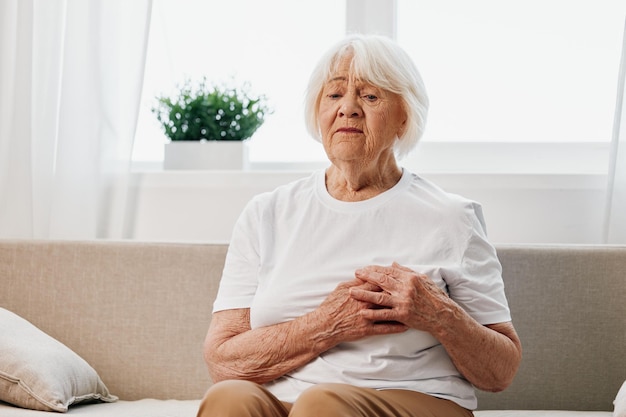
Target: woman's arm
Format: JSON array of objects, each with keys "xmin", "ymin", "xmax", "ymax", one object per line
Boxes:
[
  {"xmin": 204, "ymin": 307, "xmax": 330, "ymax": 384},
  {"xmin": 440, "ymin": 320, "xmax": 521, "ymax": 392},
  {"xmin": 351, "ymin": 264, "xmax": 522, "ymax": 392},
  {"xmin": 204, "ymin": 278, "xmax": 407, "ymax": 384}
]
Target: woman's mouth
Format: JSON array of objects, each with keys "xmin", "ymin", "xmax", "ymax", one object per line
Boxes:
[{"xmin": 336, "ymin": 127, "xmax": 362, "ymax": 133}]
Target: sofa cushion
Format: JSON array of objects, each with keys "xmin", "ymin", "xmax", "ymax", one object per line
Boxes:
[
  {"xmin": 0, "ymin": 399, "xmax": 201, "ymax": 416},
  {"xmin": 474, "ymin": 412, "xmax": 612, "ymax": 417},
  {"xmin": 0, "ymin": 308, "xmax": 117, "ymax": 412}
]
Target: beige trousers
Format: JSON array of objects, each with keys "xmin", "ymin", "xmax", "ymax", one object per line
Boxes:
[{"xmin": 197, "ymin": 380, "xmax": 474, "ymax": 417}]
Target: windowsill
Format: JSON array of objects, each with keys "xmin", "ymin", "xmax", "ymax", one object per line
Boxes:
[
  {"xmin": 130, "ymin": 141, "xmax": 611, "ymax": 175},
  {"xmin": 126, "ymin": 167, "xmax": 608, "ymax": 244}
]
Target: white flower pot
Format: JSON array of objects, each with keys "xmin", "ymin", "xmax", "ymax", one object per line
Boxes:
[{"xmin": 163, "ymin": 141, "xmax": 249, "ymax": 170}]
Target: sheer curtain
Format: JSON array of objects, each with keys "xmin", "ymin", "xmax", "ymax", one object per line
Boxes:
[
  {"xmin": 605, "ymin": 17, "xmax": 626, "ymax": 244},
  {"xmin": 0, "ymin": 0, "xmax": 151, "ymax": 239}
]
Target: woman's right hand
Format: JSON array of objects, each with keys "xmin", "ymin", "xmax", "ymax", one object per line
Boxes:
[
  {"xmin": 204, "ymin": 277, "xmax": 407, "ymax": 385},
  {"xmin": 314, "ymin": 278, "xmax": 409, "ymax": 344}
]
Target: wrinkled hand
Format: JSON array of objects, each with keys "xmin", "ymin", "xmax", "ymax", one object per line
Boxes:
[
  {"xmin": 315, "ymin": 277, "xmax": 408, "ymax": 345},
  {"xmin": 351, "ymin": 262, "xmax": 453, "ymax": 333}
]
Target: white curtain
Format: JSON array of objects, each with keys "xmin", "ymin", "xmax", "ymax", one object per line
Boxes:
[
  {"xmin": 605, "ymin": 17, "xmax": 626, "ymax": 244},
  {"xmin": 0, "ymin": 0, "xmax": 151, "ymax": 239}
]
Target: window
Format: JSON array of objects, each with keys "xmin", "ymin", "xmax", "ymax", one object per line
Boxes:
[
  {"xmin": 397, "ymin": 0, "xmax": 626, "ymax": 143},
  {"xmin": 132, "ymin": 0, "xmax": 626, "ymax": 170},
  {"xmin": 133, "ymin": 0, "xmax": 346, "ymax": 164}
]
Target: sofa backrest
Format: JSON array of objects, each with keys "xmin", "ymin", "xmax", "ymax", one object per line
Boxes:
[
  {"xmin": 0, "ymin": 240, "xmax": 226, "ymax": 401},
  {"xmin": 1, "ymin": 240, "xmax": 624, "ymax": 410},
  {"xmin": 476, "ymin": 244, "xmax": 626, "ymax": 411}
]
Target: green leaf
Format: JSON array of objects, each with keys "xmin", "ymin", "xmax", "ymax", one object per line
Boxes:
[{"xmin": 152, "ymin": 77, "xmax": 272, "ymax": 141}]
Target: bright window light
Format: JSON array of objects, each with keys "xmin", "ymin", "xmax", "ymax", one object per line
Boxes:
[
  {"xmin": 133, "ymin": 0, "xmax": 346, "ymax": 163},
  {"xmin": 397, "ymin": 0, "xmax": 626, "ymax": 143},
  {"xmin": 132, "ymin": 1, "xmax": 626, "ymax": 165}
]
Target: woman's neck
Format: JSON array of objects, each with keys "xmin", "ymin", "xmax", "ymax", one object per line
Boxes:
[{"xmin": 325, "ymin": 159, "xmax": 402, "ymax": 202}]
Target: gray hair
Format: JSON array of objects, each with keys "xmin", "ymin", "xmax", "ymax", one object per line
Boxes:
[{"xmin": 304, "ymin": 34, "xmax": 429, "ymax": 159}]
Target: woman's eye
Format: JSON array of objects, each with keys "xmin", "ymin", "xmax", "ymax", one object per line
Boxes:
[{"xmin": 363, "ymin": 94, "xmax": 378, "ymax": 101}]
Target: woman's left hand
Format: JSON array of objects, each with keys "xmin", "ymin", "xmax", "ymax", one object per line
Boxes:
[
  {"xmin": 351, "ymin": 262, "xmax": 453, "ymax": 333},
  {"xmin": 351, "ymin": 262, "xmax": 522, "ymax": 393}
]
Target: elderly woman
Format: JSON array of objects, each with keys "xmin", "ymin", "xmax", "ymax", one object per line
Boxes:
[{"xmin": 197, "ymin": 34, "xmax": 522, "ymax": 417}]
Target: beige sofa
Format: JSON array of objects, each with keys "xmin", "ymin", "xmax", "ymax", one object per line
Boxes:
[{"xmin": 0, "ymin": 240, "xmax": 624, "ymax": 416}]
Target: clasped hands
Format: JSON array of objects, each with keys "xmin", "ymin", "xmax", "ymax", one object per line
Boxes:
[{"xmin": 317, "ymin": 262, "xmax": 452, "ymax": 342}]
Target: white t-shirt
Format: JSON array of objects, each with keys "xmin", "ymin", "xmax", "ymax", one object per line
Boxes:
[{"xmin": 213, "ymin": 168, "xmax": 511, "ymax": 410}]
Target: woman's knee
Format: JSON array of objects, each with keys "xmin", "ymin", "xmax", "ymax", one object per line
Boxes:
[
  {"xmin": 290, "ymin": 383, "xmax": 359, "ymax": 415},
  {"xmin": 204, "ymin": 379, "xmax": 259, "ymax": 398},
  {"xmin": 198, "ymin": 380, "xmax": 287, "ymax": 417}
]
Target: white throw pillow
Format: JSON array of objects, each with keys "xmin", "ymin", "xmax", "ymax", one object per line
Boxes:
[
  {"xmin": 615, "ymin": 380, "xmax": 626, "ymax": 417},
  {"xmin": 0, "ymin": 307, "xmax": 117, "ymax": 412}
]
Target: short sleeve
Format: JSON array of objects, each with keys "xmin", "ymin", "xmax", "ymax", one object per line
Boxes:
[
  {"xmin": 212, "ymin": 196, "xmax": 263, "ymax": 313},
  {"xmin": 444, "ymin": 202, "xmax": 512, "ymax": 325}
]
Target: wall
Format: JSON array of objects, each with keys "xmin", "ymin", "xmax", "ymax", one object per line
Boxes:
[
  {"xmin": 126, "ymin": 170, "xmax": 608, "ymax": 245},
  {"xmin": 127, "ymin": 142, "xmax": 610, "ymax": 244}
]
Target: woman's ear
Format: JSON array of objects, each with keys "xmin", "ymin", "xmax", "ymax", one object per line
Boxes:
[
  {"xmin": 396, "ymin": 103, "xmax": 408, "ymax": 138},
  {"xmin": 397, "ymin": 118, "xmax": 408, "ymax": 139}
]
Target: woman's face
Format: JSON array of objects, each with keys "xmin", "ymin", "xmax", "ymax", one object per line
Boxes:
[{"xmin": 318, "ymin": 55, "xmax": 407, "ymax": 166}]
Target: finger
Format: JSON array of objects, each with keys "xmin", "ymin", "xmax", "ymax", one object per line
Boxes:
[
  {"xmin": 342, "ymin": 277, "xmax": 381, "ymax": 293},
  {"xmin": 355, "ymin": 267, "xmax": 400, "ymax": 292},
  {"xmin": 350, "ymin": 287, "xmax": 393, "ymax": 307},
  {"xmin": 391, "ymin": 262, "xmax": 414, "ymax": 273},
  {"xmin": 369, "ymin": 321, "xmax": 408, "ymax": 335},
  {"xmin": 358, "ymin": 264, "xmax": 393, "ymax": 274},
  {"xmin": 338, "ymin": 277, "xmax": 376, "ymax": 290},
  {"xmin": 370, "ymin": 263, "xmax": 416, "ymax": 278},
  {"xmin": 360, "ymin": 306, "xmax": 401, "ymax": 324},
  {"xmin": 356, "ymin": 280, "xmax": 384, "ymax": 292}
]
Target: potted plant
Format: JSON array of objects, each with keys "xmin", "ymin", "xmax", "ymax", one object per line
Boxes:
[{"xmin": 152, "ymin": 77, "xmax": 271, "ymax": 170}]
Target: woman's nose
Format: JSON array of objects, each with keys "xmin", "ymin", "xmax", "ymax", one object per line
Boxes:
[{"xmin": 338, "ymin": 95, "xmax": 362, "ymax": 118}]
